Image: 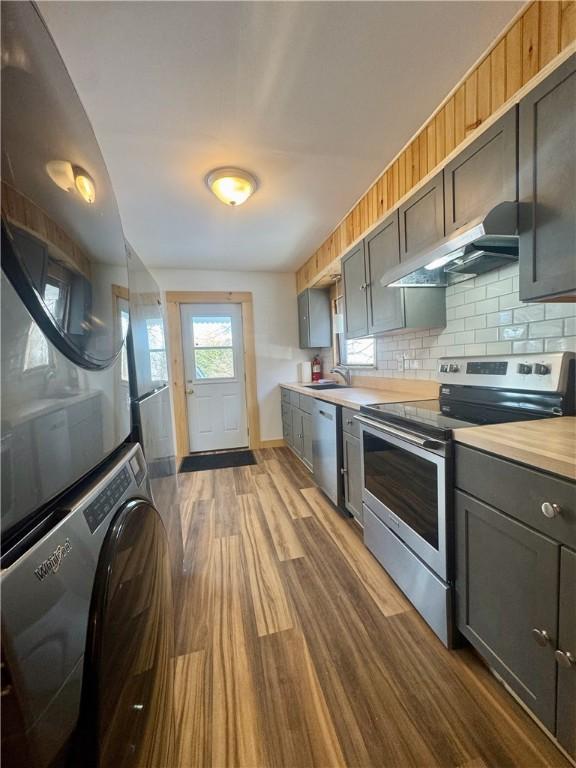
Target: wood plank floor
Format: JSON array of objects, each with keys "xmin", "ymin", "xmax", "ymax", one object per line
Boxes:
[{"xmin": 173, "ymin": 447, "xmax": 569, "ymax": 768}]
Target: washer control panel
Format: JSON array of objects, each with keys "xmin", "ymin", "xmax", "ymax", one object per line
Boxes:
[{"xmin": 83, "ymin": 467, "xmax": 131, "ymax": 533}]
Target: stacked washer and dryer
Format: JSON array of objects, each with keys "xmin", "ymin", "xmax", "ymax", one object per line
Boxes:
[{"xmin": 1, "ymin": 4, "xmax": 182, "ymax": 767}]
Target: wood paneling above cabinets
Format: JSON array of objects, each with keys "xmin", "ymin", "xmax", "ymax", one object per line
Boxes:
[{"xmin": 296, "ymin": 1, "xmax": 576, "ymax": 294}]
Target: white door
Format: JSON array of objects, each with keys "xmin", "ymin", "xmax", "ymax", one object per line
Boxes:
[{"xmin": 180, "ymin": 304, "xmax": 248, "ymax": 452}]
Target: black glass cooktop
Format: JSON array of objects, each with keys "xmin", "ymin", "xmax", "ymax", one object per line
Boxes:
[{"xmin": 360, "ymin": 398, "xmax": 551, "ymax": 440}]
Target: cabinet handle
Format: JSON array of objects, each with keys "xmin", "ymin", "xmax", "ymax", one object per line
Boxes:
[
  {"xmin": 346, "ymin": 419, "xmax": 353, "ymax": 425},
  {"xmin": 541, "ymin": 502, "xmax": 561, "ymax": 519},
  {"xmin": 532, "ymin": 628, "xmax": 552, "ymax": 647},
  {"xmin": 555, "ymin": 650, "xmax": 576, "ymax": 669}
]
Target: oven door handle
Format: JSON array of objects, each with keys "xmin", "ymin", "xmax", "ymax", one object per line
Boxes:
[{"xmin": 353, "ymin": 415, "xmax": 443, "ymax": 451}]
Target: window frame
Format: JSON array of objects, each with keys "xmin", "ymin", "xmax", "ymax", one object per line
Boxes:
[{"xmin": 190, "ymin": 315, "xmax": 237, "ymax": 383}]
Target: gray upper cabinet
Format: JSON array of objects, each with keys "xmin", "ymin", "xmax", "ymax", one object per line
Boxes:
[
  {"xmin": 519, "ymin": 54, "xmax": 576, "ymax": 302},
  {"xmin": 455, "ymin": 490, "xmax": 559, "ymax": 731},
  {"xmin": 557, "ymin": 547, "xmax": 576, "ymax": 759},
  {"xmin": 444, "ymin": 109, "xmax": 518, "ymax": 234},
  {"xmin": 365, "ymin": 212, "xmax": 404, "ymax": 334},
  {"xmin": 399, "ymin": 172, "xmax": 444, "ymax": 261},
  {"xmin": 298, "ymin": 288, "xmax": 331, "ymax": 348},
  {"xmin": 342, "ymin": 241, "xmax": 368, "ymax": 339}
]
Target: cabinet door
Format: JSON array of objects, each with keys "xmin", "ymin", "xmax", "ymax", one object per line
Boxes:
[
  {"xmin": 365, "ymin": 211, "xmax": 404, "ymax": 334},
  {"xmin": 343, "ymin": 432, "xmax": 362, "ymax": 523},
  {"xmin": 342, "ymin": 242, "xmax": 368, "ymax": 339},
  {"xmin": 399, "ymin": 172, "xmax": 444, "ymax": 262},
  {"xmin": 291, "ymin": 407, "xmax": 303, "ymax": 456},
  {"xmin": 302, "ymin": 412, "xmax": 313, "ymax": 471},
  {"xmin": 455, "ymin": 490, "xmax": 559, "ymax": 730},
  {"xmin": 282, "ymin": 405, "xmax": 292, "ymax": 446},
  {"xmin": 557, "ymin": 547, "xmax": 576, "ymax": 759},
  {"xmin": 519, "ymin": 54, "xmax": 576, "ymax": 302},
  {"xmin": 444, "ymin": 109, "xmax": 517, "ymax": 235},
  {"xmin": 308, "ymin": 289, "xmax": 332, "ymax": 348},
  {"xmin": 297, "ymin": 291, "xmax": 310, "ymax": 348}
]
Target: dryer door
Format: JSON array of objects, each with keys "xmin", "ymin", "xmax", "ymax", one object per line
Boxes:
[{"xmin": 76, "ymin": 498, "xmax": 175, "ymax": 768}]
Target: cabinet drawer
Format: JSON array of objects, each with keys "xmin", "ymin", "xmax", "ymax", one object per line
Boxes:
[
  {"xmin": 299, "ymin": 394, "xmax": 314, "ymax": 414},
  {"xmin": 281, "ymin": 388, "xmax": 291, "ymax": 404},
  {"xmin": 455, "ymin": 444, "xmax": 576, "ymax": 548},
  {"xmin": 290, "ymin": 390, "xmax": 300, "ymax": 407},
  {"xmin": 342, "ymin": 407, "xmax": 360, "ymax": 438}
]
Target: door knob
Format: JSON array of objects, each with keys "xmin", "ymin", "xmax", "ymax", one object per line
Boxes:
[
  {"xmin": 555, "ymin": 650, "xmax": 576, "ymax": 669},
  {"xmin": 186, "ymin": 387, "xmax": 194, "ymax": 395},
  {"xmin": 532, "ymin": 628, "xmax": 552, "ymax": 647}
]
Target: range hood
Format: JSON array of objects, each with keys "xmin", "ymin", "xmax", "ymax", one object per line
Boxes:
[{"xmin": 385, "ymin": 201, "xmax": 519, "ymax": 288}]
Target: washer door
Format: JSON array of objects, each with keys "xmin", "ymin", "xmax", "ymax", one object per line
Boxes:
[{"xmin": 77, "ymin": 499, "xmax": 175, "ymax": 768}]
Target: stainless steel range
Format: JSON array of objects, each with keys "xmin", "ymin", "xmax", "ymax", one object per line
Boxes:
[{"xmin": 357, "ymin": 352, "xmax": 575, "ymax": 648}]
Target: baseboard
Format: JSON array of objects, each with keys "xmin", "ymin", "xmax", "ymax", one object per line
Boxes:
[{"xmin": 257, "ymin": 439, "xmax": 286, "ymax": 449}]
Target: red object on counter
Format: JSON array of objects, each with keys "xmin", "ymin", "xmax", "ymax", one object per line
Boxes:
[{"xmin": 312, "ymin": 355, "xmax": 322, "ymax": 381}]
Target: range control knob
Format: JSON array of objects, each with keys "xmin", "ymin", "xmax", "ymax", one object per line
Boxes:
[
  {"xmin": 439, "ymin": 364, "xmax": 449, "ymax": 373},
  {"xmin": 517, "ymin": 363, "xmax": 533, "ymax": 374},
  {"xmin": 448, "ymin": 364, "xmax": 459, "ymax": 373},
  {"xmin": 534, "ymin": 363, "xmax": 550, "ymax": 375}
]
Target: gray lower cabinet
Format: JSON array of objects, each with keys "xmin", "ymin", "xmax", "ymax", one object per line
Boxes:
[
  {"xmin": 342, "ymin": 217, "xmax": 445, "ymax": 340},
  {"xmin": 281, "ymin": 388, "xmax": 313, "ymax": 471},
  {"xmin": 342, "ymin": 431, "xmax": 362, "ymax": 523},
  {"xmin": 455, "ymin": 445, "xmax": 576, "ymax": 757},
  {"xmin": 519, "ymin": 53, "xmax": 576, "ymax": 302},
  {"xmin": 298, "ymin": 288, "xmax": 331, "ymax": 348},
  {"xmin": 399, "ymin": 172, "xmax": 444, "ymax": 261},
  {"xmin": 342, "ymin": 241, "xmax": 368, "ymax": 339},
  {"xmin": 444, "ymin": 108, "xmax": 517, "ymax": 234},
  {"xmin": 455, "ymin": 490, "xmax": 559, "ymax": 730},
  {"xmin": 557, "ymin": 547, "xmax": 576, "ymax": 757}
]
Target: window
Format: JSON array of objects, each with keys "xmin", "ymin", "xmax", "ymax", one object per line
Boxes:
[
  {"xmin": 146, "ymin": 317, "xmax": 168, "ymax": 383},
  {"xmin": 120, "ymin": 308, "xmax": 130, "ymax": 382},
  {"xmin": 334, "ymin": 296, "xmax": 375, "ymax": 367},
  {"xmin": 191, "ymin": 316, "xmax": 235, "ymax": 379},
  {"xmin": 23, "ymin": 279, "xmax": 66, "ymax": 371}
]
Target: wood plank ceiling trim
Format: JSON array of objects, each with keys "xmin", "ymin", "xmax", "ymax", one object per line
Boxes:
[{"xmin": 296, "ymin": 0, "xmax": 576, "ymax": 293}]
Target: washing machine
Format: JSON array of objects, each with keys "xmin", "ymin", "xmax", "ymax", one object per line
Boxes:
[
  {"xmin": 1, "ymin": 443, "xmax": 176, "ymax": 768},
  {"xmin": 1, "ymin": 4, "xmax": 176, "ymax": 766}
]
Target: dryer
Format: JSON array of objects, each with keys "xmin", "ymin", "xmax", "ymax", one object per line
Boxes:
[
  {"xmin": 1, "ymin": 0, "xmax": 131, "ymax": 558},
  {"xmin": 1, "ymin": 444, "xmax": 176, "ymax": 768}
]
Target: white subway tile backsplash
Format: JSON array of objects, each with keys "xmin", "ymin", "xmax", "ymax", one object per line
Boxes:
[
  {"xmin": 475, "ymin": 328, "xmax": 499, "ymax": 343},
  {"xmin": 545, "ymin": 336, "xmax": 576, "ymax": 352},
  {"xmin": 475, "ymin": 297, "xmax": 500, "ymax": 314},
  {"xmin": 486, "ymin": 278, "xmax": 514, "ymax": 298},
  {"xmin": 544, "ymin": 303, "xmax": 576, "ymax": 320},
  {"xmin": 512, "ymin": 340, "xmax": 544, "ymax": 354},
  {"xmin": 486, "ymin": 341, "xmax": 512, "ymax": 354},
  {"xmin": 341, "ymin": 264, "xmax": 572, "ymax": 379},
  {"xmin": 486, "ymin": 310, "xmax": 513, "ymax": 327},
  {"xmin": 529, "ymin": 319, "xmax": 564, "ymax": 338},
  {"xmin": 499, "ymin": 324, "xmax": 528, "ymax": 340},
  {"xmin": 513, "ymin": 304, "xmax": 545, "ymax": 323}
]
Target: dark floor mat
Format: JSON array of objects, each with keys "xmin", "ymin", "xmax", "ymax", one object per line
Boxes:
[{"xmin": 179, "ymin": 450, "xmax": 256, "ymax": 473}]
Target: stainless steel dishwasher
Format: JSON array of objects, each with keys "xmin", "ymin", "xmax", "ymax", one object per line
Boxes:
[{"xmin": 312, "ymin": 400, "xmax": 342, "ymax": 506}]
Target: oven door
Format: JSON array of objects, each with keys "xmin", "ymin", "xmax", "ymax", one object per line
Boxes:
[{"xmin": 357, "ymin": 416, "xmax": 449, "ymax": 581}]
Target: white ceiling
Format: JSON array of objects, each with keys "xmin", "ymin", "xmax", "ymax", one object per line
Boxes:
[{"xmin": 39, "ymin": 1, "xmax": 522, "ymax": 273}]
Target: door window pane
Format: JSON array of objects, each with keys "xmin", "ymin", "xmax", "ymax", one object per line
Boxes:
[
  {"xmin": 192, "ymin": 317, "xmax": 232, "ymax": 348},
  {"xmin": 194, "ymin": 348, "xmax": 234, "ymax": 379}
]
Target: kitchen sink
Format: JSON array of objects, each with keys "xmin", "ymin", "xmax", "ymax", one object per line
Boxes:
[{"xmin": 304, "ymin": 383, "xmax": 348, "ymax": 390}]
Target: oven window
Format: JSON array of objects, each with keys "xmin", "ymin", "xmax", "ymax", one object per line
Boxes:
[{"xmin": 364, "ymin": 433, "xmax": 439, "ymax": 549}]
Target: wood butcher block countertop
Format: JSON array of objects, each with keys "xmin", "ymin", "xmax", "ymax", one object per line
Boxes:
[
  {"xmin": 281, "ymin": 381, "xmax": 436, "ymax": 410},
  {"xmin": 454, "ymin": 417, "xmax": 576, "ymax": 482}
]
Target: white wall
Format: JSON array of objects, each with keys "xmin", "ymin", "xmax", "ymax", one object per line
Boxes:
[{"xmin": 152, "ymin": 269, "xmax": 314, "ymax": 442}]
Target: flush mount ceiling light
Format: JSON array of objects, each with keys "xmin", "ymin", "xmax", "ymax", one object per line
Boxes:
[
  {"xmin": 45, "ymin": 160, "xmax": 96, "ymax": 204},
  {"xmin": 205, "ymin": 167, "xmax": 257, "ymax": 206}
]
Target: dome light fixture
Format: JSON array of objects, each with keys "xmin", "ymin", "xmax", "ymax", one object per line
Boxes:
[
  {"xmin": 205, "ymin": 167, "xmax": 257, "ymax": 206},
  {"xmin": 46, "ymin": 160, "xmax": 96, "ymax": 204}
]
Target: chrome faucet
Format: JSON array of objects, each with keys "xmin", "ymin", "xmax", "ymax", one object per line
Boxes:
[{"xmin": 330, "ymin": 366, "xmax": 352, "ymax": 385}]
